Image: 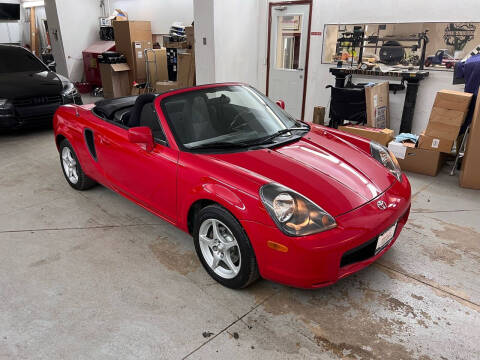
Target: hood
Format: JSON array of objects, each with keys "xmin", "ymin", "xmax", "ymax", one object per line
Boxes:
[
  {"xmin": 211, "ymin": 130, "xmax": 397, "ymax": 217},
  {"xmin": 0, "ymin": 70, "xmax": 63, "ymax": 99}
]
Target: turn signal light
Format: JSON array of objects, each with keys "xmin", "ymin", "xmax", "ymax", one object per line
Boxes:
[{"xmin": 267, "ymin": 241, "xmax": 288, "ymax": 253}]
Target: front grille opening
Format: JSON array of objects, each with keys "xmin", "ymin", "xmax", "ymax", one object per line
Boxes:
[
  {"xmin": 13, "ymin": 95, "xmax": 62, "ymax": 107},
  {"xmin": 340, "ymin": 237, "xmax": 377, "ymax": 267}
]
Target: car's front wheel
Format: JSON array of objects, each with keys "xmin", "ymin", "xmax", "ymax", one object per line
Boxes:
[
  {"xmin": 59, "ymin": 139, "xmax": 96, "ymax": 190},
  {"xmin": 193, "ymin": 205, "xmax": 259, "ymax": 289}
]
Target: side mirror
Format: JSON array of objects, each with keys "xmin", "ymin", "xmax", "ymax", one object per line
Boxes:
[
  {"xmin": 47, "ymin": 63, "xmax": 56, "ymax": 72},
  {"xmin": 276, "ymin": 100, "xmax": 285, "ymax": 110},
  {"xmin": 128, "ymin": 126, "xmax": 154, "ymax": 152}
]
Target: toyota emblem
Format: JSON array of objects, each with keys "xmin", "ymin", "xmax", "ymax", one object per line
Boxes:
[{"xmin": 377, "ymin": 200, "xmax": 387, "ymax": 210}]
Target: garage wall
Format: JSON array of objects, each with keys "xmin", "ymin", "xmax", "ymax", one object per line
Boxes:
[
  {"xmin": 212, "ymin": 0, "xmax": 260, "ymax": 87},
  {"xmin": 0, "ymin": 0, "xmax": 21, "ymax": 44},
  {"xmin": 197, "ymin": 0, "xmax": 479, "ymax": 134},
  {"xmin": 44, "ymin": 0, "xmax": 101, "ymax": 81},
  {"xmin": 109, "ymin": 0, "xmax": 193, "ymax": 34},
  {"xmin": 193, "ymin": 0, "xmax": 215, "ymax": 84},
  {"xmin": 193, "ymin": 0, "xmax": 260, "ymax": 86},
  {"xmin": 255, "ymin": 0, "xmax": 480, "ymax": 134}
]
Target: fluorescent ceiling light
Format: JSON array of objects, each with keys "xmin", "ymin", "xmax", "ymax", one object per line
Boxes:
[{"xmin": 23, "ymin": 1, "xmax": 45, "ymax": 8}]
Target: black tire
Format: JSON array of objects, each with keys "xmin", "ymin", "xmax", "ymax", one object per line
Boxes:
[
  {"xmin": 59, "ymin": 139, "xmax": 96, "ymax": 191},
  {"xmin": 193, "ymin": 204, "xmax": 259, "ymax": 289}
]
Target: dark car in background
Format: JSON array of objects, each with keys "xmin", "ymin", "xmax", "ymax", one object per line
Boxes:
[{"xmin": 0, "ymin": 45, "xmax": 82, "ymax": 130}]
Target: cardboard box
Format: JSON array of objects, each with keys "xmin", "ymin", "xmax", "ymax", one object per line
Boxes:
[
  {"xmin": 460, "ymin": 95, "xmax": 480, "ymax": 189},
  {"xmin": 338, "ymin": 125, "xmax": 394, "ymax": 146},
  {"xmin": 177, "ymin": 51, "xmax": 195, "ymax": 87},
  {"xmin": 422, "ymin": 90, "xmax": 473, "ymax": 153},
  {"xmin": 185, "ymin": 25, "xmax": 194, "ymax": 48},
  {"xmin": 113, "ymin": 21, "xmax": 152, "ymax": 83},
  {"xmin": 388, "ymin": 142, "xmax": 445, "ymax": 176},
  {"xmin": 99, "ymin": 63, "xmax": 131, "ymax": 98},
  {"xmin": 365, "ymin": 82, "xmax": 390, "ymax": 128},
  {"xmin": 312, "ymin": 106, "xmax": 326, "ymax": 125},
  {"xmin": 156, "ymin": 81, "xmax": 180, "ymax": 93},
  {"xmin": 146, "ymin": 48, "xmax": 168, "ymax": 88},
  {"xmin": 433, "ymin": 89, "xmax": 473, "ymax": 112},
  {"xmin": 418, "ymin": 133, "xmax": 453, "ymax": 153},
  {"xmin": 132, "ymin": 40, "xmax": 152, "ymax": 82},
  {"xmin": 425, "ymin": 107, "xmax": 466, "ymax": 138}
]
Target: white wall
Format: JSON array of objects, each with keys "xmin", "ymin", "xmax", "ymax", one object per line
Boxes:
[
  {"xmin": 193, "ymin": 0, "xmax": 215, "ymax": 84},
  {"xmin": 193, "ymin": 0, "xmax": 261, "ymax": 86},
  {"xmin": 212, "ymin": 0, "xmax": 260, "ymax": 87},
  {"xmin": 45, "ymin": 0, "xmax": 102, "ymax": 81},
  {"xmin": 109, "ymin": 0, "xmax": 193, "ymax": 34},
  {"xmin": 200, "ymin": 0, "xmax": 480, "ymax": 135},
  {"xmin": 0, "ymin": 0, "xmax": 21, "ymax": 44}
]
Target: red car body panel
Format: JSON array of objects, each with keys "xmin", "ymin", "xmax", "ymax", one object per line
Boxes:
[{"xmin": 53, "ymin": 83, "xmax": 411, "ymax": 289}]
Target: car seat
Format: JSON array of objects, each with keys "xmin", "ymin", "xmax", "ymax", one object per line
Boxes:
[
  {"xmin": 180, "ymin": 95, "xmax": 216, "ymax": 143},
  {"xmin": 127, "ymin": 93, "xmax": 157, "ymax": 128}
]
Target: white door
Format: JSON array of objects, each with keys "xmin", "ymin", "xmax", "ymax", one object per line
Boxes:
[{"xmin": 268, "ymin": 4, "xmax": 310, "ymax": 119}]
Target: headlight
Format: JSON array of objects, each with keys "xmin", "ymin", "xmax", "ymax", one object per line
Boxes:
[
  {"xmin": 0, "ymin": 99, "xmax": 7, "ymax": 108},
  {"xmin": 260, "ymin": 183, "xmax": 336, "ymax": 236},
  {"xmin": 370, "ymin": 141, "xmax": 402, "ymax": 181},
  {"xmin": 61, "ymin": 81, "xmax": 78, "ymax": 97},
  {"xmin": 58, "ymin": 74, "xmax": 78, "ymax": 98}
]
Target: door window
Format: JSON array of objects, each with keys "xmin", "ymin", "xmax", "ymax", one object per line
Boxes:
[{"xmin": 275, "ymin": 15, "xmax": 302, "ymax": 70}]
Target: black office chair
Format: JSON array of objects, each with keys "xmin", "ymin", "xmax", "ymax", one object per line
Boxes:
[{"xmin": 326, "ymin": 85, "xmax": 367, "ymax": 128}]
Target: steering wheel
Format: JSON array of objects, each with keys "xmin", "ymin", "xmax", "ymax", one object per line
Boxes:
[{"xmin": 230, "ymin": 110, "xmax": 252, "ymax": 131}]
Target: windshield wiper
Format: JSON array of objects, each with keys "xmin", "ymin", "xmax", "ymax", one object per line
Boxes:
[
  {"xmin": 187, "ymin": 126, "xmax": 310, "ymax": 150},
  {"xmin": 187, "ymin": 141, "xmax": 252, "ymax": 150},
  {"xmin": 249, "ymin": 126, "xmax": 309, "ymax": 146}
]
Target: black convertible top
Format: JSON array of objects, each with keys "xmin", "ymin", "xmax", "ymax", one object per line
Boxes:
[{"xmin": 93, "ymin": 96, "xmax": 138, "ymax": 119}]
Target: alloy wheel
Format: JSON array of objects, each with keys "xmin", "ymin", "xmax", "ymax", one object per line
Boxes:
[
  {"xmin": 198, "ymin": 218, "xmax": 241, "ymax": 279},
  {"xmin": 62, "ymin": 146, "xmax": 79, "ymax": 184}
]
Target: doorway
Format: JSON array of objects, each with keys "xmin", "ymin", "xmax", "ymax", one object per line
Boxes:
[{"xmin": 267, "ymin": 1, "xmax": 311, "ymax": 120}]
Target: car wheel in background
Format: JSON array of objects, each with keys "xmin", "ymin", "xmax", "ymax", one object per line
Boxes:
[
  {"xmin": 193, "ymin": 205, "xmax": 259, "ymax": 289},
  {"xmin": 59, "ymin": 139, "xmax": 96, "ymax": 191}
]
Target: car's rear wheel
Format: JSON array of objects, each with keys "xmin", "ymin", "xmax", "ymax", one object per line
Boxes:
[
  {"xmin": 59, "ymin": 139, "xmax": 96, "ymax": 190},
  {"xmin": 193, "ymin": 205, "xmax": 259, "ymax": 289}
]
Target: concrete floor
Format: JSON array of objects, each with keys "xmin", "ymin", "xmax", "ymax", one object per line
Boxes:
[{"xmin": 0, "ymin": 127, "xmax": 479, "ymax": 360}]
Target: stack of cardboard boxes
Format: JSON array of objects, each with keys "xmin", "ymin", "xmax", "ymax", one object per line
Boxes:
[
  {"xmin": 389, "ymin": 90, "xmax": 472, "ymax": 177},
  {"xmin": 155, "ymin": 25, "xmax": 195, "ymax": 92},
  {"xmin": 332, "ymin": 85, "xmax": 478, "ymax": 186},
  {"xmin": 100, "ymin": 20, "xmax": 195, "ymax": 98}
]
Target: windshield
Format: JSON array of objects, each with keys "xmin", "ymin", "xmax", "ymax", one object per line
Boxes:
[
  {"xmin": 0, "ymin": 46, "xmax": 47, "ymax": 74},
  {"xmin": 161, "ymin": 85, "xmax": 306, "ymax": 150}
]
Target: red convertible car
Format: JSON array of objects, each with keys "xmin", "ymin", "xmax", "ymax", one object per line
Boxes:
[{"xmin": 53, "ymin": 83, "xmax": 411, "ymax": 289}]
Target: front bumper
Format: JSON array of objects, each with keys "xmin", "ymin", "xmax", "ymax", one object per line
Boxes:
[
  {"xmin": 0, "ymin": 94, "xmax": 82, "ymax": 130},
  {"xmin": 241, "ymin": 174, "xmax": 411, "ymax": 289}
]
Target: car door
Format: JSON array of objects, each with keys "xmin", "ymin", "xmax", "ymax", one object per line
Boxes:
[{"xmin": 95, "ymin": 103, "xmax": 178, "ymax": 223}]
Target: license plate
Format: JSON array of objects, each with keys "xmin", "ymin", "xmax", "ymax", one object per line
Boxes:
[{"xmin": 376, "ymin": 223, "xmax": 397, "ymax": 252}]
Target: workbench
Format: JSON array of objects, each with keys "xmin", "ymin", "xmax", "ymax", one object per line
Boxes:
[{"xmin": 329, "ymin": 67, "xmax": 429, "ymax": 133}]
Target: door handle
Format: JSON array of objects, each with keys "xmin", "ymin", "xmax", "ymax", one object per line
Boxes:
[
  {"xmin": 297, "ymin": 68, "xmax": 304, "ymax": 71},
  {"xmin": 99, "ymin": 136, "xmax": 111, "ymax": 146}
]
